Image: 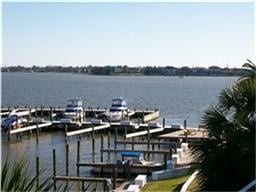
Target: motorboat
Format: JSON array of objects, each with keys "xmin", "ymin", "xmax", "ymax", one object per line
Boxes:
[
  {"xmin": 1, "ymin": 109, "xmax": 29, "ymax": 131},
  {"xmin": 100, "ymin": 97, "xmax": 128, "ymax": 122},
  {"xmin": 62, "ymin": 99, "xmax": 83, "ymax": 122},
  {"xmin": 91, "ymin": 152, "xmax": 163, "ymax": 175}
]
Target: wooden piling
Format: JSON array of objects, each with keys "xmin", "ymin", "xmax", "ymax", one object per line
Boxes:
[
  {"xmin": 124, "ymin": 126, "xmax": 127, "ymax": 149},
  {"xmin": 164, "ymin": 154, "xmax": 167, "ymax": 169},
  {"xmin": 184, "ymin": 119, "xmax": 187, "ymax": 142},
  {"xmin": 50, "ymin": 106, "xmax": 53, "ymax": 122},
  {"xmin": 107, "ymin": 131, "xmax": 110, "ymax": 160},
  {"xmin": 114, "ymin": 126, "xmax": 117, "ymax": 158},
  {"xmin": 112, "ymin": 167, "xmax": 117, "ymax": 190},
  {"xmin": 100, "ymin": 135, "xmax": 104, "ymax": 162},
  {"xmin": 147, "ymin": 125, "xmax": 150, "ymax": 160},
  {"xmin": 92, "ymin": 126, "xmax": 95, "ymax": 163},
  {"xmin": 35, "ymin": 106, "xmax": 37, "ymax": 118},
  {"xmin": 77, "ymin": 140, "xmax": 80, "ymax": 176},
  {"xmin": 163, "ymin": 118, "xmax": 165, "ymax": 128},
  {"xmin": 53, "ymin": 149, "xmax": 56, "ymax": 190},
  {"xmin": 36, "ymin": 156, "xmax": 39, "ymax": 189},
  {"xmin": 36, "ymin": 122, "xmax": 39, "ymax": 143},
  {"xmin": 7, "ymin": 126, "xmax": 11, "ymax": 141},
  {"xmin": 132, "ymin": 137, "xmax": 135, "ymax": 150},
  {"xmin": 40, "ymin": 105, "xmax": 43, "ymax": 117},
  {"xmin": 66, "ymin": 144, "xmax": 69, "ymax": 176},
  {"xmin": 158, "ymin": 138, "xmax": 161, "ymax": 149},
  {"xmin": 100, "ymin": 134, "xmax": 104, "ymax": 176}
]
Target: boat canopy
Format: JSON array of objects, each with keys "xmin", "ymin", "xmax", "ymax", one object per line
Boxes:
[{"xmin": 121, "ymin": 152, "xmax": 141, "ymax": 158}]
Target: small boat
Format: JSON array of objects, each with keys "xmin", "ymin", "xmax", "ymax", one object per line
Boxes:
[
  {"xmin": 91, "ymin": 152, "xmax": 163, "ymax": 175},
  {"xmin": 100, "ymin": 97, "xmax": 128, "ymax": 122},
  {"xmin": 1, "ymin": 109, "xmax": 29, "ymax": 131},
  {"xmin": 62, "ymin": 99, "xmax": 83, "ymax": 122}
]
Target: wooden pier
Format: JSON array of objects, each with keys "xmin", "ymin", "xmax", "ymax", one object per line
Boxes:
[
  {"xmin": 9, "ymin": 122, "xmax": 52, "ymax": 134},
  {"xmin": 66, "ymin": 123, "xmax": 110, "ymax": 137}
]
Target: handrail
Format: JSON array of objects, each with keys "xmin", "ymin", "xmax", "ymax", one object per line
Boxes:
[{"xmin": 239, "ymin": 180, "xmax": 256, "ymax": 192}]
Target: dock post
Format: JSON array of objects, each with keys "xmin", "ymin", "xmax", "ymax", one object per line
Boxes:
[
  {"xmin": 132, "ymin": 137, "xmax": 134, "ymax": 150},
  {"xmin": 100, "ymin": 134, "xmax": 104, "ymax": 162},
  {"xmin": 50, "ymin": 106, "xmax": 53, "ymax": 122},
  {"xmin": 7, "ymin": 126, "xmax": 11, "ymax": 141},
  {"xmin": 114, "ymin": 126, "xmax": 117, "ymax": 158},
  {"xmin": 36, "ymin": 122, "xmax": 39, "ymax": 143},
  {"xmin": 158, "ymin": 138, "xmax": 161, "ymax": 149},
  {"xmin": 112, "ymin": 167, "xmax": 117, "ymax": 190},
  {"xmin": 164, "ymin": 154, "xmax": 167, "ymax": 169},
  {"xmin": 147, "ymin": 125, "xmax": 150, "ymax": 160},
  {"xmin": 36, "ymin": 156, "xmax": 39, "ymax": 189},
  {"xmin": 66, "ymin": 144, "xmax": 69, "ymax": 176},
  {"xmin": 169, "ymin": 148, "xmax": 172, "ymax": 160},
  {"xmin": 40, "ymin": 105, "xmax": 43, "ymax": 118},
  {"xmin": 92, "ymin": 126, "xmax": 95, "ymax": 163},
  {"xmin": 124, "ymin": 126, "xmax": 127, "ymax": 149},
  {"xmin": 77, "ymin": 140, "xmax": 80, "ymax": 176},
  {"xmin": 53, "ymin": 149, "xmax": 56, "ymax": 190},
  {"xmin": 100, "ymin": 134, "xmax": 104, "ymax": 176},
  {"xmin": 64, "ymin": 124, "xmax": 68, "ymax": 142},
  {"xmin": 35, "ymin": 106, "xmax": 38, "ymax": 118},
  {"xmin": 152, "ymin": 144, "xmax": 155, "ymax": 158},
  {"xmin": 83, "ymin": 107, "xmax": 85, "ymax": 121},
  {"xmin": 163, "ymin": 118, "xmax": 165, "ymax": 128},
  {"xmin": 107, "ymin": 131, "xmax": 111, "ymax": 161},
  {"xmin": 184, "ymin": 119, "xmax": 187, "ymax": 142}
]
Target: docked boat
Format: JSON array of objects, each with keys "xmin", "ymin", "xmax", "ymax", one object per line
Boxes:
[
  {"xmin": 62, "ymin": 99, "xmax": 83, "ymax": 122},
  {"xmin": 1, "ymin": 109, "xmax": 29, "ymax": 131},
  {"xmin": 101, "ymin": 97, "xmax": 128, "ymax": 122},
  {"xmin": 91, "ymin": 152, "xmax": 163, "ymax": 175}
]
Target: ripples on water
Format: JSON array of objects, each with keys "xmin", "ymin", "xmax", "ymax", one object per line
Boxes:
[{"xmin": 1, "ymin": 73, "xmax": 237, "ymax": 184}]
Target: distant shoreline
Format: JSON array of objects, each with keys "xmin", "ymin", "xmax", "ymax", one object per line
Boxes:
[{"xmin": 1, "ymin": 71, "xmax": 241, "ymax": 77}]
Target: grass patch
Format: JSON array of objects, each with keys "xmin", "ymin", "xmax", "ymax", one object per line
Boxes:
[{"xmin": 142, "ymin": 175, "xmax": 190, "ymax": 192}]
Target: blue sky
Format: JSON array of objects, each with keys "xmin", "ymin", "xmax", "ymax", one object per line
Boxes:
[{"xmin": 3, "ymin": 2, "xmax": 254, "ymax": 67}]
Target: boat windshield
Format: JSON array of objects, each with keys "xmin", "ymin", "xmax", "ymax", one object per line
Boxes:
[
  {"xmin": 110, "ymin": 108, "xmax": 121, "ymax": 112},
  {"xmin": 65, "ymin": 109, "xmax": 77, "ymax": 113}
]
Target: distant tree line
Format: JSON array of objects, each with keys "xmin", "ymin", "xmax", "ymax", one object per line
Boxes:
[{"xmin": 1, "ymin": 65, "xmax": 247, "ymax": 76}]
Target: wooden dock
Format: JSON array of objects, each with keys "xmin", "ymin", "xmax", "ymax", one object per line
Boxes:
[
  {"xmin": 66, "ymin": 123, "xmax": 110, "ymax": 137},
  {"xmin": 126, "ymin": 127, "xmax": 164, "ymax": 138},
  {"xmin": 158, "ymin": 128, "xmax": 208, "ymax": 141},
  {"xmin": 9, "ymin": 122, "xmax": 52, "ymax": 134}
]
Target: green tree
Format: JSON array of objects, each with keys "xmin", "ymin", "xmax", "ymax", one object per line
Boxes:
[{"xmin": 191, "ymin": 59, "xmax": 255, "ymax": 191}]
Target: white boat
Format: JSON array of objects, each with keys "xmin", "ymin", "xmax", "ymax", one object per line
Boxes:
[
  {"xmin": 106, "ymin": 97, "xmax": 128, "ymax": 121},
  {"xmin": 91, "ymin": 152, "xmax": 163, "ymax": 175},
  {"xmin": 1, "ymin": 109, "xmax": 30, "ymax": 131},
  {"xmin": 62, "ymin": 99, "xmax": 83, "ymax": 122}
]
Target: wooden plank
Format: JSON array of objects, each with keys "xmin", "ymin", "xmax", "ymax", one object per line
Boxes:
[
  {"xmin": 126, "ymin": 127, "xmax": 164, "ymax": 138},
  {"xmin": 66, "ymin": 123, "xmax": 110, "ymax": 136},
  {"xmin": 10, "ymin": 122, "xmax": 52, "ymax": 134}
]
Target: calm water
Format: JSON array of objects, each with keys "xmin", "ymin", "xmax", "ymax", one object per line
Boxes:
[{"xmin": 1, "ymin": 73, "xmax": 237, "ymax": 182}]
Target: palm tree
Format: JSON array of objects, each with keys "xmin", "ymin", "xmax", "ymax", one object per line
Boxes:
[{"xmin": 191, "ymin": 60, "xmax": 255, "ymax": 191}]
